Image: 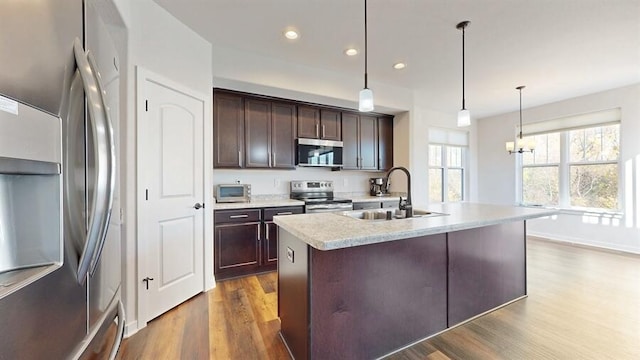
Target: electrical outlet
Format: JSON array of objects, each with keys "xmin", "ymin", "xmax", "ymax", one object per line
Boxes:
[{"xmin": 274, "ymin": 179, "xmax": 280, "ymax": 187}]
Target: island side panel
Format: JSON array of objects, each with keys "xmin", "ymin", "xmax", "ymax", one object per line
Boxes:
[
  {"xmin": 309, "ymin": 234, "xmax": 448, "ymax": 360},
  {"xmin": 447, "ymin": 221, "xmax": 526, "ymax": 326},
  {"xmin": 278, "ymin": 229, "xmax": 310, "ymax": 360}
]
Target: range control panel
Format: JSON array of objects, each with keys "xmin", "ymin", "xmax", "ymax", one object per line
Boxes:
[{"xmin": 290, "ymin": 180, "xmax": 334, "ymax": 193}]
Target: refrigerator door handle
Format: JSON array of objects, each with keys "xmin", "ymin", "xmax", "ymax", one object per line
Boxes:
[
  {"xmin": 72, "ymin": 38, "xmax": 116, "ymax": 284},
  {"xmin": 108, "ymin": 300, "xmax": 126, "ymax": 360}
]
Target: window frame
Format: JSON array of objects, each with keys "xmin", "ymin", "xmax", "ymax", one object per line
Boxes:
[
  {"xmin": 429, "ymin": 143, "xmax": 466, "ymax": 203},
  {"xmin": 518, "ymin": 124, "xmax": 621, "ymax": 213}
]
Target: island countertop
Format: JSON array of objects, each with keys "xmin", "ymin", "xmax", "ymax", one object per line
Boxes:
[{"xmin": 273, "ymin": 202, "xmax": 557, "ymax": 250}]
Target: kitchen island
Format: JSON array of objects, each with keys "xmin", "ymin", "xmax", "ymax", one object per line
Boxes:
[{"xmin": 274, "ymin": 203, "xmax": 556, "ymax": 360}]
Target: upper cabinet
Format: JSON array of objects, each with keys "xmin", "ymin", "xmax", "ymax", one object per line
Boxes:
[
  {"xmin": 342, "ymin": 112, "xmax": 378, "ymax": 170},
  {"xmin": 297, "ymin": 106, "xmax": 341, "ymax": 140},
  {"xmin": 214, "ymin": 89, "xmax": 296, "ymax": 169},
  {"xmin": 213, "ymin": 91, "xmax": 244, "ymax": 168},
  {"xmin": 213, "ymin": 88, "xmax": 392, "ymax": 171},
  {"xmin": 378, "ymin": 116, "xmax": 394, "ymax": 171}
]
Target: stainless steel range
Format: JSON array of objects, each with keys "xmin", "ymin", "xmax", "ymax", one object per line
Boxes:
[{"xmin": 290, "ymin": 180, "xmax": 353, "ymax": 213}]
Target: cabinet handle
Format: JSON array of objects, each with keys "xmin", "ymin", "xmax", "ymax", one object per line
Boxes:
[
  {"xmin": 268, "ymin": 152, "xmax": 271, "ymax": 167},
  {"xmin": 258, "ymin": 223, "xmax": 261, "ymax": 241},
  {"xmin": 229, "ymin": 214, "xmax": 249, "ymax": 219},
  {"xmin": 276, "ymin": 212, "xmax": 293, "ymax": 215},
  {"xmin": 238, "ymin": 151, "xmax": 241, "ymax": 167},
  {"xmin": 265, "ymin": 223, "xmax": 269, "ymax": 241},
  {"xmin": 272, "ymin": 153, "xmax": 276, "ymax": 167},
  {"xmin": 316, "ymin": 123, "xmax": 319, "ymax": 138},
  {"xmin": 322, "ymin": 124, "xmax": 325, "ymax": 138}
]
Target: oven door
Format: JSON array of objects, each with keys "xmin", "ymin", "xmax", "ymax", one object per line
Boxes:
[{"xmin": 305, "ymin": 203, "xmax": 353, "ymax": 214}]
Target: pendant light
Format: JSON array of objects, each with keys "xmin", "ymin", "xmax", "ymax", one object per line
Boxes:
[
  {"xmin": 359, "ymin": 0, "xmax": 374, "ymax": 112},
  {"xmin": 456, "ymin": 21, "xmax": 471, "ymax": 127},
  {"xmin": 506, "ymin": 86, "xmax": 536, "ymax": 154}
]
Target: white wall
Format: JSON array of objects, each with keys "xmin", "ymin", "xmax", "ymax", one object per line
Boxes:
[
  {"xmin": 478, "ymin": 84, "xmax": 640, "ymax": 254},
  {"xmin": 111, "ymin": 0, "xmax": 213, "ymax": 335}
]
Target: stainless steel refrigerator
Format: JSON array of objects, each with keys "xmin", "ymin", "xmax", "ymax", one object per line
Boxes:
[{"xmin": 0, "ymin": 0, "xmax": 124, "ymax": 358}]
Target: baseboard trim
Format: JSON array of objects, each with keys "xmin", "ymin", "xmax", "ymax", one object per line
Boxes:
[{"xmin": 527, "ymin": 235, "xmax": 640, "ymax": 257}]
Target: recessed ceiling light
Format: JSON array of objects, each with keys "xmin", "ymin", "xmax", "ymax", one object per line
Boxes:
[
  {"xmin": 345, "ymin": 48, "xmax": 358, "ymax": 56},
  {"xmin": 284, "ymin": 30, "xmax": 299, "ymax": 40},
  {"xmin": 393, "ymin": 62, "xmax": 406, "ymax": 70}
]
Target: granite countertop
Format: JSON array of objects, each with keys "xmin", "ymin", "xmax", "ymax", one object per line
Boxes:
[
  {"xmin": 213, "ymin": 198, "xmax": 305, "ymax": 210},
  {"xmin": 274, "ymin": 202, "xmax": 558, "ymax": 251}
]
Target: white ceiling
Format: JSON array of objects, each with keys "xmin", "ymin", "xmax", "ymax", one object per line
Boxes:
[{"xmin": 153, "ymin": 0, "xmax": 640, "ymax": 118}]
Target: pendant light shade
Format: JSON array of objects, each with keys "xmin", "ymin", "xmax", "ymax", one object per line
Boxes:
[
  {"xmin": 359, "ymin": 0, "xmax": 374, "ymax": 112},
  {"xmin": 457, "ymin": 109, "xmax": 470, "ymax": 127},
  {"xmin": 359, "ymin": 88, "xmax": 374, "ymax": 112},
  {"xmin": 457, "ymin": 21, "xmax": 470, "ymax": 127}
]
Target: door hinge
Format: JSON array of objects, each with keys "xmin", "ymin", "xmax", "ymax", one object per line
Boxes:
[
  {"xmin": 145, "ymin": 189, "xmax": 149, "ymax": 200},
  {"xmin": 145, "ymin": 100, "xmax": 148, "ymax": 111}
]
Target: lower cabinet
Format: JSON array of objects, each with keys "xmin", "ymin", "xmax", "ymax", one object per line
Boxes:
[{"xmin": 214, "ymin": 206, "xmax": 303, "ymax": 280}]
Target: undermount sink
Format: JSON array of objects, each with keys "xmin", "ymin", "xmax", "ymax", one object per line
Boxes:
[{"xmin": 340, "ymin": 208, "xmax": 448, "ymax": 221}]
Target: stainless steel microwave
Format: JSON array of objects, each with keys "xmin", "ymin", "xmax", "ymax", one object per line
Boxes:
[
  {"xmin": 296, "ymin": 138, "xmax": 343, "ymax": 167},
  {"xmin": 216, "ymin": 184, "xmax": 251, "ymax": 203}
]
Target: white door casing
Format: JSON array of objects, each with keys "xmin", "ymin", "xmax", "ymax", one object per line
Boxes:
[{"xmin": 136, "ymin": 68, "xmax": 206, "ymax": 325}]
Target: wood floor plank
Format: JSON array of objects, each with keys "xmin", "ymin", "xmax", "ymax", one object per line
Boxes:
[{"xmin": 118, "ymin": 238, "xmax": 640, "ymax": 360}]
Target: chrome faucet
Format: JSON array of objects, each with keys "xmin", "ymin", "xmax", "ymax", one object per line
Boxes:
[{"xmin": 385, "ymin": 166, "xmax": 413, "ymax": 218}]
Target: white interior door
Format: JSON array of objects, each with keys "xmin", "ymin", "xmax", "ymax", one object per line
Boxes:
[{"xmin": 137, "ymin": 70, "xmax": 205, "ymax": 324}]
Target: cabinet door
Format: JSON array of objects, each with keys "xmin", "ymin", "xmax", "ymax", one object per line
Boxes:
[
  {"xmin": 320, "ymin": 109, "xmax": 341, "ymax": 140},
  {"xmin": 213, "ymin": 91, "xmax": 243, "ymax": 168},
  {"xmin": 264, "ymin": 221, "xmax": 278, "ymax": 264},
  {"xmin": 245, "ymin": 98, "xmax": 271, "ymax": 168},
  {"xmin": 297, "ymin": 105, "xmax": 319, "ymax": 139},
  {"xmin": 359, "ymin": 115, "xmax": 378, "ymax": 170},
  {"xmin": 272, "ymin": 103, "xmax": 296, "ymax": 168},
  {"xmin": 378, "ymin": 116, "xmax": 394, "ymax": 171},
  {"xmin": 214, "ymin": 222, "xmax": 261, "ymax": 279},
  {"xmin": 341, "ymin": 112, "xmax": 359, "ymax": 170}
]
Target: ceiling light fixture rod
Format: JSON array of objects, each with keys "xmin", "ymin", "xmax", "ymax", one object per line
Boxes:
[
  {"xmin": 358, "ymin": 0, "xmax": 374, "ymax": 112},
  {"xmin": 517, "ymin": 85, "xmax": 524, "ymax": 140},
  {"xmin": 364, "ymin": 0, "xmax": 368, "ymax": 89},
  {"xmin": 456, "ymin": 20, "xmax": 470, "ymax": 127}
]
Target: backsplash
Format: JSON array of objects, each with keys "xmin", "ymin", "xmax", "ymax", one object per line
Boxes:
[{"xmin": 213, "ymin": 168, "xmax": 384, "ymax": 195}]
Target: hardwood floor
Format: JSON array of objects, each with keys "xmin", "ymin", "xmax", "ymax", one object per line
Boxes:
[{"xmin": 117, "ymin": 238, "xmax": 640, "ymax": 359}]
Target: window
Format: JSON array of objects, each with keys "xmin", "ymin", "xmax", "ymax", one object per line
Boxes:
[
  {"xmin": 520, "ymin": 123, "xmax": 620, "ymax": 211},
  {"xmin": 428, "ymin": 128, "xmax": 468, "ymax": 203},
  {"xmin": 429, "ymin": 144, "xmax": 465, "ymax": 202}
]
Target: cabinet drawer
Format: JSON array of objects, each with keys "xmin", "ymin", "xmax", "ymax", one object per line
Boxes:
[
  {"xmin": 215, "ymin": 209, "xmax": 261, "ymax": 224},
  {"xmin": 264, "ymin": 206, "xmax": 304, "ymax": 221},
  {"xmin": 353, "ymin": 202, "xmax": 381, "ymax": 210}
]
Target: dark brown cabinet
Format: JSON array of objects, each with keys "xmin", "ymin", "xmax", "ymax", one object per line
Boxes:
[
  {"xmin": 342, "ymin": 112, "xmax": 378, "ymax": 170},
  {"xmin": 271, "ymin": 103, "xmax": 297, "ymax": 168},
  {"xmin": 245, "ymin": 100, "xmax": 296, "ymax": 169},
  {"xmin": 263, "ymin": 206, "xmax": 304, "ymax": 265},
  {"xmin": 378, "ymin": 116, "xmax": 394, "ymax": 171},
  {"xmin": 214, "ymin": 209, "xmax": 261, "ymax": 279},
  {"xmin": 297, "ymin": 106, "xmax": 341, "ymax": 140},
  {"xmin": 214, "ymin": 89, "xmax": 296, "ymax": 169},
  {"xmin": 214, "ymin": 206, "xmax": 303, "ymax": 280},
  {"xmin": 213, "ymin": 92, "xmax": 244, "ymax": 168}
]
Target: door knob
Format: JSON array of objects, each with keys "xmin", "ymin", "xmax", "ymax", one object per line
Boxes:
[
  {"xmin": 194, "ymin": 203, "xmax": 204, "ymax": 210},
  {"xmin": 142, "ymin": 277, "xmax": 154, "ymax": 290}
]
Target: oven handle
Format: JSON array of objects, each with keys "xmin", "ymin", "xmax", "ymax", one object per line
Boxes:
[{"xmin": 305, "ymin": 203, "xmax": 353, "ymax": 213}]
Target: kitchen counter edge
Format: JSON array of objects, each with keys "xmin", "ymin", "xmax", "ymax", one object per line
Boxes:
[
  {"xmin": 213, "ymin": 199, "xmax": 305, "ymax": 210},
  {"xmin": 273, "ymin": 202, "xmax": 558, "ymax": 251}
]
